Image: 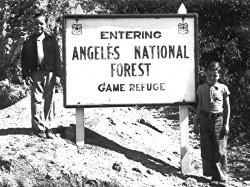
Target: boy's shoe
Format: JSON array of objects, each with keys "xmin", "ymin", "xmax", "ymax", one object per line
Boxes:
[
  {"xmin": 218, "ymin": 180, "xmax": 227, "ymax": 187},
  {"xmin": 46, "ymin": 129, "xmax": 56, "ymax": 139},
  {"xmin": 37, "ymin": 131, "xmax": 46, "ymax": 139},
  {"xmin": 210, "ymin": 177, "xmax": 219, "ymax": 185},
  {"xmin": 210, "ymin": 180, "xmax": 218, "ymax": 185}
]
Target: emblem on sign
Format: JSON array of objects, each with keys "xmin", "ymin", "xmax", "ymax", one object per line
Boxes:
[
  {"xmin": 72, "ymin": 23, "xmax": 82, "ymax": 35},
  {"xmin": 178, "ymin": 22, "xmax": 189, "ymax": 34}
]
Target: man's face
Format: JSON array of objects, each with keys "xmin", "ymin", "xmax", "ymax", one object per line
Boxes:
[
  {"xmin": 34, "ymin": 16, "xmax": 46, "ymax": 35},
  {"xmin": 206, "ymin": 70, "xmax": 220, "ymax": 85}
]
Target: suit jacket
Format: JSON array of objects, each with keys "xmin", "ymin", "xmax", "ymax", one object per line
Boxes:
[{"xmin": 21, "ymin": 32, "xmax": 62, "ymax": 79}]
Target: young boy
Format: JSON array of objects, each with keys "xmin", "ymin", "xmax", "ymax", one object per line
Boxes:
[
  {"xmin": 21, "ymin": 13, "xmax": 61, "ymax": 138},
  {"xmin": 194, "ymin": 61, "xmax": 230, "ymax": 186}
]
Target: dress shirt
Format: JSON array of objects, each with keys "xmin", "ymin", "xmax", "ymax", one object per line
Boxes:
[{"xmin": 37, "ymin": 33, "xmax": 45, "ymax": 65}]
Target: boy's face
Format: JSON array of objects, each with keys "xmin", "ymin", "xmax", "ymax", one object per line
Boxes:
[
  {"xmin": 34, "ymin": 16, "xmax": 46, "ymax": 35},
  {"xmin": 206, "ymin": 70, "xmax": 220, "ymax": 85}
]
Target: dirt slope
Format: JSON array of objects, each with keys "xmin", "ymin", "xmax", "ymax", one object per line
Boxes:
[{"xmin": 0, "ymin": 93, "xmax": 249, "ymax": 187}]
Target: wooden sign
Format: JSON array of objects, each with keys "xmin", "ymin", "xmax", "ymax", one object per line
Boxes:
[{"xmin": 63, "ymin": 14, "xmax": 198, "ymax": 107}]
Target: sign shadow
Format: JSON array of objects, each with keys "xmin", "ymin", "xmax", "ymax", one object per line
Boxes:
[{"xmin": 84, "ymin": 127, "xmax": 183, "ymax": 179}]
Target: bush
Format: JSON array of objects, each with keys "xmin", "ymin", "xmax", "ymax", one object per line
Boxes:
[
  {"xmin": 0, "ymin": 79, "xmax": 27, "ymax": 109},
  {"xmin": 1, "ymin": 0, "xmax": 250, "ymax": 143},
  {"xmin": 93, "ymin": 0, "xmax": 250, "ymax": 144}
]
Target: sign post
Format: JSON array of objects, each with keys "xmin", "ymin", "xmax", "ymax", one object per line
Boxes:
[
  {"xmin": 73, "ymin": 4, "xmax": 85, "ymax": 146},
  {"xmin": 63, "ymin": 5, "xmax": 198, "ymax": 173},
  {"xmin": 178, "ymin": 3, "xmax": 190, "ymax": 174},
  {"xmin": 179, "ymin": 105, "xmax": 189, "ymax": 174}
]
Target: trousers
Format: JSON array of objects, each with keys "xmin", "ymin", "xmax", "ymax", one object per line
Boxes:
[
  {"xmin": 30, "ymin": 70, "xmax": 56, "ymax": 132},
  {"xmin": 200, "ymin": 111, "xmax": 228, "ymax": 180}
]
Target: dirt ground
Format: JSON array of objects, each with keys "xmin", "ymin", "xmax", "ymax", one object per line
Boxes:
[{"xmin": 0, "ymin": 93, "xmax": 249, "ymax": 187}]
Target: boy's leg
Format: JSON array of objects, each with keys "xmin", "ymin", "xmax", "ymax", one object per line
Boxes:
[
  {"xmin": 200, "ymin": 113, "xmax": 216, "ymax": 177},
  {"xmin": 30, "ymin": 71, "xmax": 47, "ymax": 134},
  {"xmin": 44, "ymin": 72, "xmax": 56, "ymax": 130},
  {"xmin": 213, "ymin": 116, "xmax": 228, "ymax": 181}
]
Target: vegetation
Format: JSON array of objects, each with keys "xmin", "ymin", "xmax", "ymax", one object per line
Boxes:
[{"xmin": 1, "ymin": 0, "xmax": 250, "ymax": 144}]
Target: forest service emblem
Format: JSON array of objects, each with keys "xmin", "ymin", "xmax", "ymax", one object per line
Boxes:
[
  {"xmin": 178, "ymin": 22, "xmax": 189, "ymax": 34},
  {"xmin": 72, "ymin": 23, "xmax": 82, "ymax": 35}
]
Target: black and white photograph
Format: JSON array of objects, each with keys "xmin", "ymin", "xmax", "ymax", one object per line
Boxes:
[{"xmin": 0, "ymin": 0, "xmax": 249, "ymax": 186}]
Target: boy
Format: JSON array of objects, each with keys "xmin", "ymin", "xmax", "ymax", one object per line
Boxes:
[
  {"xmin": 194, "ymin": 61, "xmax": 230, "ymax": 186},
  {"xmin": 21, "ymin": 12, "xmax": 61, "ymax": 139}
]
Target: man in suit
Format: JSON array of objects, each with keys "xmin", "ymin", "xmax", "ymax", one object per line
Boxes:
[{"xmin": 21, "ymin": 13, "xmax": 62, "ymax": 139}]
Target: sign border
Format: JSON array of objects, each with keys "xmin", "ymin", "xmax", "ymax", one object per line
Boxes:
[{"xmin": 62, "ymin": 14, "xmax": 199, "ymax": 108}]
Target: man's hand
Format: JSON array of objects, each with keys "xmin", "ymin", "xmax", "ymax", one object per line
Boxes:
[{"xmin": 25, "ymin": 76, "xmax": 33, "ymax": 87}]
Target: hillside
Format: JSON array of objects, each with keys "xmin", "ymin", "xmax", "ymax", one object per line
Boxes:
[{"xmin": 0, "ymin": 93, "xmax": 249, "ymax": 187}]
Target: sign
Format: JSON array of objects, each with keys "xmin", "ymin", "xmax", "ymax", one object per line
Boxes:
[{"xmin": 63, "ymin": 14, "xmax": 198, "ymax": 107}]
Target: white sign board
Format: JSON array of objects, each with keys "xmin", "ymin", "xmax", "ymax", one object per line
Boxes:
[{"xmin": 63, "ymin": 15, "xmax": 198, "ymax": 107}]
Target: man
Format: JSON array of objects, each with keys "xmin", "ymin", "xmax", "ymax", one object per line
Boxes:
[{"xmin": 21, "ymin": 13, "xmax": 62, "ymax": 139}]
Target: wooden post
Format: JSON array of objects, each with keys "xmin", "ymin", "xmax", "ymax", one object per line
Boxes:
[
  {"xmin": 76, "ymin": 108, "xmax": 85, "ymax": 146},
  {"xmin": 177, "ymin": 3, "xmax": 187, "ymax": 14},
  {"xmin": 73, "ymin": 4, "xmax": 85, "ymax": 146},
  {"xmin": 179, "ymin": 105, "xmax": 189, "ymax": 174},
  {"xmin": 178, "ymin": 3, "xmax": 189, "ymax": 174}
]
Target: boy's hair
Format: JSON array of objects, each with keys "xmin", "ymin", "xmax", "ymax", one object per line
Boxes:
[
  {"xmin": 206, "ymin": 61, "xmax": 221, "ymax": 72},
  {"xmin": 34, "ymin": 12, "xmax": 48, "ymax": 23}
]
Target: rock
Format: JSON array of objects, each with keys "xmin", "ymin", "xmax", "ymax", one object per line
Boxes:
[
  {"xmin": 132, "ymin": 167, "xmax": 141, "ymax": 173},
  {"xmin": 49, "ymin": 160, "xmax": 55, "ymax": 164},
  {"xmin": 5, "ymin": 115, "xmax": 11, "ymax": 118},
  {"xmin": 182, "ymin": 181, "xmax": 188, "ymax": 186},
  {"xmin": 185, "ymin": 177, "xmax": 197, "ymax": 187},
  {"xmin": 107, "ymin": 117, "xmax": 116, "ymax": 125},
  {"xmin": 0, "ymin": 159, "xmax": 11, "ymax": 172},
  {"xmin": 84, "ymin": 179, "xmax": 98, "ymax": 187},
  {"xmin": 146, "ymin": 169, "xmax": 153, "ymax": 175},
  {"xmin": 18, "ymin": 154, "xmax": 27, "ymax": 159},
  {"xmin": 138, "ymin": 118, "xmax": 146, "ymax": 124},
  {"xmin": 112, "ymin": 162, "xmax": 122, "ymax": 172},
  {"xmin": 173, "ymin": 151, "xmax": 178, "ymax": 155},
  {"xmin": 45, "ymin": 173, "xmax": 51, "ymax": 180}
]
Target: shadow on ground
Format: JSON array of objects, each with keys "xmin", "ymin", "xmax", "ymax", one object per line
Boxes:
[
  {"xmin": 83, "ymin": 127, "xmax": 211, "ymax": 183},
  {"xmin": 0, "ymin": 128, "xmax": 33, "ymax": 135},
  {"xmin": 84, "ymin": 127, "xmax": 182, "ymax": 178},
  {"xmin": 0, "ymin": 125, "xmax": 210, "ymax": 184}
]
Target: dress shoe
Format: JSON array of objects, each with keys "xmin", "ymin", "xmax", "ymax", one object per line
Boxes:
[
  {"xmin": 210, "ymin": 176, "xmax": 219, "ymax": 186},
  {"xmin": 218, "ymin": 180, "xmax": 227, "ymax": 187},
  {"xmin": 46, "ymin": 129, "xmax": 56, "ymax": 139},
  {"xmin": 37, "ymin": 131, "xmax": 46, "ymax": 138}
]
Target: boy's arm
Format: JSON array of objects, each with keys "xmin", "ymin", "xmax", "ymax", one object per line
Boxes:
[
  {"xmin": 21, "ymin": 40, "xmax": 33, "ymax": 86},
  {"xmin": 21, "ymin": 41, "xmax": 28, "ymax": 79},
  {"xmin": 194, "ymin": 94, "xmax": 202, "ymax": 134},
  {"xmin": 223, "ymin": 95, "xmax": 230, "ymax": 135}
]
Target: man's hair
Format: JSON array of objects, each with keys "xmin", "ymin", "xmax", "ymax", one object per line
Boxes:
[
  {"xmin": 34, "ymin": 12, "xmax": 48, "ymax": 23},
  {"xmin": 206, "ymin": 61, "xmax": 221, "ymax": 72}
]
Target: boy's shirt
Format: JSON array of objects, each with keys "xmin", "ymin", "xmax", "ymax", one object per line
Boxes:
[{"xmin": 197, "ymin": 82, "xmax": 230, "ymax": 113}]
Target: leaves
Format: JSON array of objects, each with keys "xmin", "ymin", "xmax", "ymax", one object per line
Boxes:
[{"xmin": 0, "ymin": 0, "xmax": 250, "ymax": 144}]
